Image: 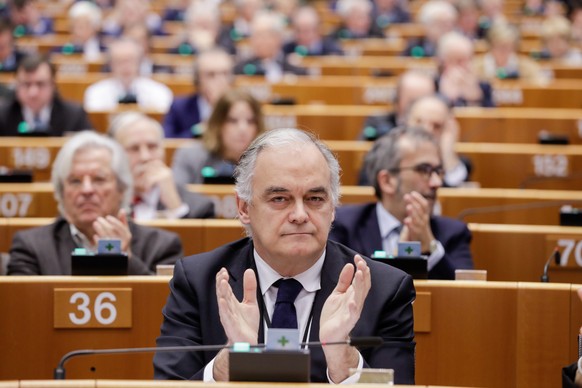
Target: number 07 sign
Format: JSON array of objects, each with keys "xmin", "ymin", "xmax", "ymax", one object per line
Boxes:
[{"xmin": 53, "ymin": 288, "xmax": 132, "ymax": 328}]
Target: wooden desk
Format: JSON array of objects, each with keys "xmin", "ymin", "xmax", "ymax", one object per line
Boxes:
[
  {"xmin": 0, "ymin": 277, "xmax": 576, "ymax": 387},
  {"xmin": 469, "ymin": 223, "xmax": 582, "ymax": 283},
  {"xmin": 455, "ymin": 107, "xmax": 582, "ymax": 144}
]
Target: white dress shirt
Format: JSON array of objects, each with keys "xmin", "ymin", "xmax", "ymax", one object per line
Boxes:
[{"xmin": 83, "ymin": 77, "xmax": 173, "ymax": 112}]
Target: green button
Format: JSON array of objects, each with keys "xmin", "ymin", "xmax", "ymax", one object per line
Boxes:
[
  {"xmin": 243, "ymin": 63, "xmax": 257, "ymax": 75},
  {"xmin": 295, "ymin": 45, "xmax": 308, "ymax": 56},
  {"xmin": 73, "ymin": 248, "xmax": 88, "ymax": 255},
  {"xmin": 201, "ymin": 166, "xmax": 216, "ymax": 178},
  {"xmin": 17, "ymin": 121, "xmax": 29, "ymax": 133},
  {"xmin": 373, "ymin": 250, "xmax": 387, "ymax": 258},
  {"xmin": 232, "ymin": 342, "xmax": 251, "ymax": 352},
  {"xmin": 411, "ymin": 46, "xmax": 425, "ymax": 58},
  {"xmin": 363, "ymin": 126, "xmax": 377, "ymax": 140}
]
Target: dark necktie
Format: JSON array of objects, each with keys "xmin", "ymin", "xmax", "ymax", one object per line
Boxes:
[{"xmin": 271, "ymin": 278, "xmax": 303, "ymax": 329}]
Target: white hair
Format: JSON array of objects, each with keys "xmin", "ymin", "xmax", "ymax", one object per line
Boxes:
[
  {"xmin": 418, "ymin": 0, "xmax": 458, "ymax": 25},
  {"xmin": 108, "ymin": 111, "xmax": 164, "ymax": 140},
  {"xmin": 437, "ymin": 31, "xmax": 474, "ymax": 60},
  {"xmin": 251, "ymin": 10, "xmax": 286, "ymax": 36},
  {"xmin": 336, "ymin": 0, "xmax": 372, "ymax": 18},
  {"xmin": 68, "ymin": 1, "xmax": 102, "ymax": 29}
]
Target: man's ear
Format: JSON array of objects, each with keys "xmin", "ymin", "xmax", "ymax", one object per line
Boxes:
[
  {"xmin": 377, "ymin": 169, "xmax": 397, "ymax": 196},
  {"xmin": 236, "ymin": 194, "xmax": 251, "ymax": 225}
]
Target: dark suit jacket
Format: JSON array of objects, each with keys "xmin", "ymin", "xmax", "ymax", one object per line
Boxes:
[
  {"xmin": 0, "ymin": 94, "xmax": 94, "ymax": 136},
  {"xmin": 329, "ymin": 203, "xmax": 474, "ymax": 280},
  {"xmin": 7, "ymin": 217, "xmax": 183, "ymax": 275},
  {"xmin": 234, "ymin": 56, "xmax": 309, "ymax": 77},
  {"xmin": 153, "ymin": 238, "xmax": 416, "ymax": 384},
  {"xmin": 162, "ymin": 94, "xmax": 201, "ymax": 139},
  {"xmin": 435, "ymin": 76, "xmax": 495, "ymax": 108},
  {"xmin": 282, "ymin": 37, "xmax": 344, "ymax": 56}
]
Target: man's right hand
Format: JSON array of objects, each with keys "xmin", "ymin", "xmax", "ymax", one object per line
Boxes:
[{"xmin": 213, "ymin": 268, "xmax": 259, "ymax": 381}]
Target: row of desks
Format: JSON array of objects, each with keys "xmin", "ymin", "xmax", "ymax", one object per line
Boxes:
[
  {"xmin": 2, "ymin": 137, "xmax": 581, "ymax": 189},
  {"xmin": 0, "ymin": 183, "xmax": 580, "ymax": 224},
  {"xmin": 1, "ymin": 217, "xmax": 582, "ymax": 284},
  {"xmin": 2, "ymin": 73, "xmax": 582, "ymax": 108},
  {"xmin": 0, "ymin": 277, "xmax": 579, "ymax": 388}
]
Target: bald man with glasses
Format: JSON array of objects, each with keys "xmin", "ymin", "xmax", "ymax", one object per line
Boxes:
[{"xmin": 329, "ymin": 126, "xmax": 473, "ymax": 280}]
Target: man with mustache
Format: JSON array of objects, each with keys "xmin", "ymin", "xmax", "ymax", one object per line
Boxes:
[
  {"xmin": 7, "ymin": 131, "xmax": 183, "ymax": 275},
  {"xmin": 329, "ymin": 127, "xmax": 473, "ymax": 279}
]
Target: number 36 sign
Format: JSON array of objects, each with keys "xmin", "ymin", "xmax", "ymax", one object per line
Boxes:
[{"xmin": 53, "ymin": 288, "xmax": 132, "ymax": 328}]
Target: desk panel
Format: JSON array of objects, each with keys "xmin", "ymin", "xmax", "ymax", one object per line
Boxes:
[{"xmin": 0, "ymin": 278, "xmax": 577, "ymax": 388}]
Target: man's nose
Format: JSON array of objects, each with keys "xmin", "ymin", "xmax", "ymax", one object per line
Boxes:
[{"xmin": 289, "ymin": 201, "xmax": 308, "ymax": 224}]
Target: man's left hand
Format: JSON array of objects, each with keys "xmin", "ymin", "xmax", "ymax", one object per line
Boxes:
[{"xmin": 92, "ymin": 209, "xmax": 133, "ymax": 256}]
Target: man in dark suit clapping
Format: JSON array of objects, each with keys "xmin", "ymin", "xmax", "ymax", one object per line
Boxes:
[{"xmin": 329, "ymin": 127, "xmax": 474, "ymax": 279}]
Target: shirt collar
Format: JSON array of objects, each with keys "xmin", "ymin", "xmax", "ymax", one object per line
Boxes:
[
  {"xmin": 197, "ymin": 95, "xmax": 212, "ymax": 121},
  {"xmin": 376, "ymin": 202, "xmax": 401, "ymax": 239},
  {"xmin": 253, "ymin": 248, "xmax": 324, "ymax": 296},
  {"xmin": 69, "ymin": 223, "xmax": 96, "ymax": 252},
  {"xmin": 22, "ymin": 104, "xmax": 52, "ymax": 127}
]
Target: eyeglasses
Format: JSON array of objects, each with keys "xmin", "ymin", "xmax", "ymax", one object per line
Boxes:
[{"xmin": 389, "ymin": 163, "xmax": 445, "ymax": 179}]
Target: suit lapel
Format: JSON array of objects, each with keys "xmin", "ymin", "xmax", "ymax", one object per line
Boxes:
[{"xmin": 53, "ymin": 219, "xmax": 77, "ymax": 275}]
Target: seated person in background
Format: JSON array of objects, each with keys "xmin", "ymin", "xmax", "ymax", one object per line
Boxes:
[
  {"xmin": 371, "ymin": 0, "xmax": 410, "ymax": 28},
  {"xmin": 171, "ymin": 2, "xmax": 236, "ymax": 56},
  {"xmin": 84, "ymin": 39, "xmax": 173, "ymax": 112},
  {"xmin": 455, "ymin": 0, "xmax": 488, "ymax": 40},
  {"xmin": 101, "ymin": 0, "xmax": 164, "ymax": 37},
  {"xmin": 6, "ymin": 0, "xmax": 52, "ymax": 36},
  {"xmin": 0, "ymin": 19, "xmax": 26, "ymax": 72},
  {"xmin": 234, "ymin": 11, "xmax": 308, "ymax": 81},
  {"xmin": 473, "ymin": 22, "xmax": 549, "ymax": 83},
  {"xmin": 154, "ymin": 128, "xmax": 415, "ymax": 384},
  {"xmin": 283, "ymin": 5, "xmax": 343, "ymax": 57},
  {"xmin": 330, "ymin": 0, "xmax": 385, "ymax": 39},
  {"xmin": 162, "ymin": 0, "xmax": 193, "ymax": 21},
  {"xmin": 225, "ymin": 0, "xmax": 265, "ymax": 41},
  {"xmin": 163, "ymin": 48, "xmax": 233, "ymax": 139},
  {"xmin": 405, "ymin": 95, "xmax": 471, "ymax": 187},
  {"xmin": 0, "ymin": 54, "xmax": 93, "ymax": 136},
  {"xmin": 122, "ymin": 24, "xmax": 173, "ymax": 75},
  {"xmin": 537, "ymin": 15, "xmax": 582, "ymax": 64},
  {"xmin": 479, "ymin": 0, "xmax": 507, "ymax": 29},
  {"xmin": 172, "ymin": 88, "xmax": 265, "ymax": 185},
  {"xmin": 330, "ymin": 127, "xmax": 474, "ymax": 280},
  {"xmin": 360, "ymin": 70, "xmax": 435, "ymax": 141},
  {"xmin": 570, "ymin": 6, "xmax": 582, "ymax": 44},
  {"xmin": 402, "ymin": 0, "xmax": 457, "ymax": 57},
  {"xmin": 436, "ymin": 31, "xmax": 495, "ymax": 107},
  {"xmin": 60, "ymin": 1, "xmax": 105, "ymax": 61},
  {"xmin": 7, "ymin": 131, "xmax": 183, "ymax": 275},
  {"xmin": 109, "ymin": 112, "xmax": 215, "ymax": 219}
]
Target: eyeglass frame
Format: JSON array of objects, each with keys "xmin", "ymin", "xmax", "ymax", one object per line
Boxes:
[{"xmin": 388, "ymin": 163, "xmax": 445, "ymax": 179}]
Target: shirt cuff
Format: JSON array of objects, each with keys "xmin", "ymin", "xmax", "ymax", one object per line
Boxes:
[
  {"xmin": 326, "ymin": 352, "xmax": 364, "ymax": 384},
  {"xmin": 203, "ymin": 357, "xmax": 216, "ymax": 382},
  {"xmin": 163, "ymin": 203, "xmax": 190, "ymax": 219},
  {"xmin": 444, "ymin": 162, "xmax": 468, "ymax": 187},
  {"xmin": 427, "ymin": 240, "xmax": 445, "ymax": 271}
]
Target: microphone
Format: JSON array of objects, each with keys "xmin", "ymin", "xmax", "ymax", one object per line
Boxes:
[
  {"xmin": 53, "ymin": 336, "xmax": 385, "ymax": 379},
  {"xmin": 541, "ymin": 247, "xmax": 561, "ymax": 282}
]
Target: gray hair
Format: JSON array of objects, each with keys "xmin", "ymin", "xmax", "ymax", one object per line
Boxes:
[
  {"xmin": 418, "ymin": 0, "xmax": 458, "ymax": 25},
  {"xmin": 68, "ymin": 1, "xmax": 102, "ymax": 29},
  {"xmin": 251, "ymin": 10, "xmax": 286, "ymax": 36},
  {"xmin": 107, "ymin": 111, "xmax": 164, "ymax": 140},
  {"xmin": 52, "ymin": 131, "xmax": 133, "ymax": 215},
  {"xmin": 437, "ymin": 30, "xmax": 474, "ymax": 61},
  {"xmin": 235, "ymin": 128, "xmax": 341, "ymax": 206},
  {"xmin": 365, "ymin": 127, "xmax": 439, "ymax": 199},
  {"xmin": 336, "ymin": 0, "xmax": 372, "ymax": 18}
]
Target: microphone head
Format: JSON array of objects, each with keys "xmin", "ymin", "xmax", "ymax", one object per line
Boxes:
[{"xmin": 349, "ymin": 337, "xmax": 383, "ymax": 348}]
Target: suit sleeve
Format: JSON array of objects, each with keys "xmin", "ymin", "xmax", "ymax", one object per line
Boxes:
[
  {"xmin": 162, "ymin": 101, "xmax": 179, "ymax": 138},
  {"xmin": 7, "ymin": 232, "xmax": 41, "ymax": 275},
  {"xmin": 153, "ymin": 259, "xmax": 207, "ymax": 380},
  {"xmin": 431, "ymin": 224, "xmax": 474, "ymax": 280},
  {"xmin": 74, "ymin": 107, "xmax": 95, "ymax": 131},
  {"xmin": 129, "ymin": 230, "xmax": 183, "ymax": 275},
  {"xmin": 361, "ymin": 273, "xmax": 416, "ymax": 385},
  {"xmin": 182, "ymin": 190, "xmax": 215, "ymax": 219}
]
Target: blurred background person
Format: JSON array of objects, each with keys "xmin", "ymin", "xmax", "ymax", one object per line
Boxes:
[
  {"xmin": 371, "ymin": 0, "xmax": 410, "ymax": 28},
  {"xmin": 6, "ymin": 0, "xmax": 52, "ymax": 36},
  {"xmin": 0, "ymin": 19, "xmax": 26, "ymax": 72},
  {"xmin": 436, "ymin": 31, "xmax": 494, "ymax": 107},
  {"xmin": 331, "ymin": 0, "xmax": 385, "ymax": 39},
  {"xmin": 84, "ymin": 39, "xmax": 173, "ymax": 112},
  {"xmin": 172, "ymin": 2, "xmax": 235, "ymax": 56},
  {"xmin": 109, "ymin": 111, "xmax": 215, "ymax": 219},
  {"xmin": 59, "ymin": 1, "xmax": 104, "ymax": 61},
  {"xmin": 405, "ymin": 95, "xmax": 472, "ymax": 187},
  {"xmin": 537, "ymin": 15, "xmax": 582, "ymax": 64},
  {"xmin": 234, "ymin": 11, "xmax": 307, "ymax": 81},
  {"xmin": 226, "ymin": 0, "xmax": 265, "ymax": 41},
  {"xmin": 0, "ymin": 54, "xmax": 93, "ymax": 136},
  {"xmin": 455, "ymin": 0, "xmax": 488, "ymax": 40},
  {"xmin": 473, "ymin": 22, "xmax": 548, "ymax": 83},
  {"xmin": 360, "ymin": 70, "xmax": 435, "ymax": 141},
  {"xmin": 7, "ymin": 131, "xmax": 183, "ymax": 275},
  {"xmin": 403, "ymin": 0, "xmax": 457, "ymax": 57},
  {"xmin": 283, "ymin": 5, "xmax": 343, "ymax": 57},
  {"xmin": 163, "ymin": 47, "xmax": 233, "ymax": 138},
  {"xmin": 172, "ymin": 88, "xmax": 265, "ymax": 185},
  {"xmin": 101, "ymin": 0, "xmax": 164, "ymax": 37},
  {"xmin": 478, "ymin": 0, "xmax": 507, "ymax": 29},
  {"xmin": 122, "ymin": 24, "xmax": 173, "ymax": 75}
]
